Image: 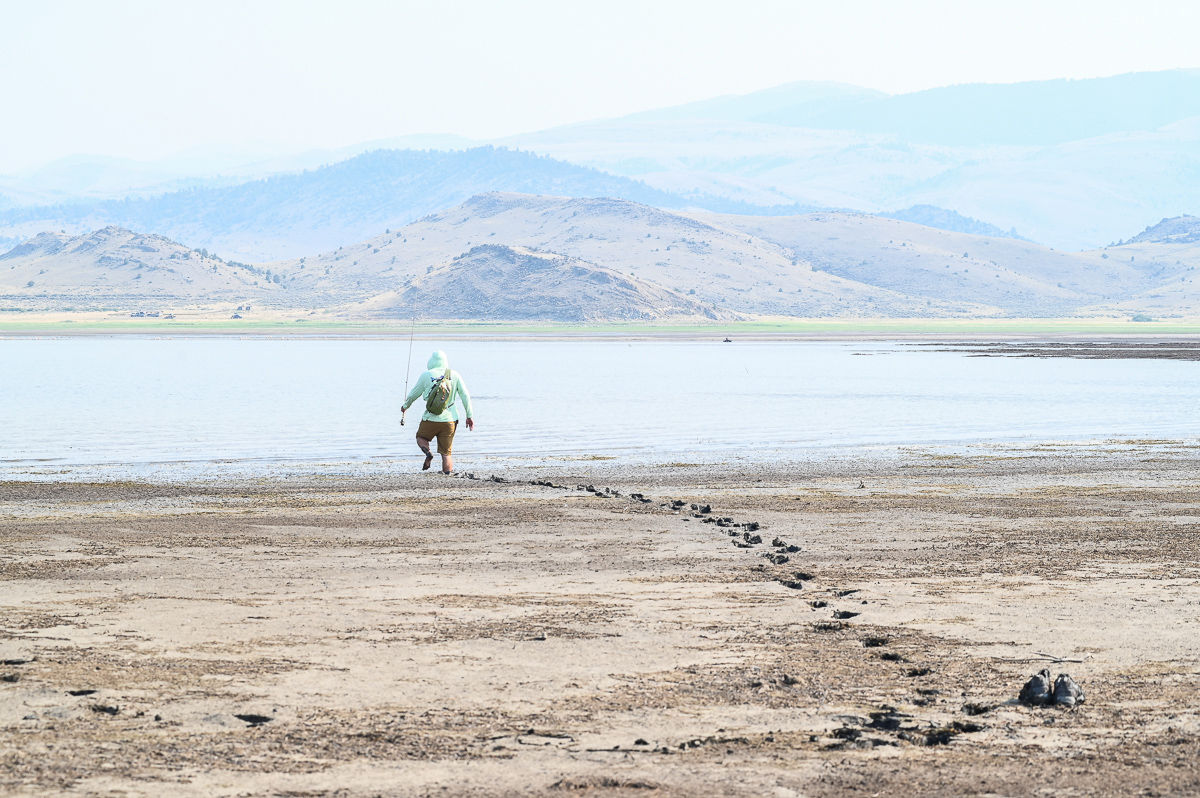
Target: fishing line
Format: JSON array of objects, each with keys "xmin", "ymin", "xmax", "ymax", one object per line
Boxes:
[{"xmin": 401, "ymin": 312, "xmax": 416, "ymax": 425}]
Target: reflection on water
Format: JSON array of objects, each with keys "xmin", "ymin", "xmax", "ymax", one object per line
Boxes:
[{"xmin": 1, "ymin": 337, "xmax": 1197, "ymax": 474}]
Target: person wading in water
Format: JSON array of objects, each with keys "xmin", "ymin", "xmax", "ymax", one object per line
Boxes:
[{"xmin": 401, "ymin": 350, "xmax": 475, "ymax": 473}]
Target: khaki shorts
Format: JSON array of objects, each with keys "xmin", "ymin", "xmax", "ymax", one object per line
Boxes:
[{"xmin": 416, "ymin": 419, "xmax": 457, "ymax": 455}]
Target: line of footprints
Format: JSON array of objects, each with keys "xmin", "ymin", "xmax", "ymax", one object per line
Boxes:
[{"xmin": 456, "ymin": 473, "xmax": 862, "ymax": 623}]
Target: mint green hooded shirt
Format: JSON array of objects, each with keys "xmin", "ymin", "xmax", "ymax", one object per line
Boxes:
[{"xmin": 402, "ymin": 350, "xmax": 474, "ymax": 423}]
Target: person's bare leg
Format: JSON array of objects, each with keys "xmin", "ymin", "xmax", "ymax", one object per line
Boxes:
[
  {"xmin": 416, "ymin": 437, "xmax": 434, "ymax": 470},
  {"xmin": 441, "ymin": 453, "xmax": 453, "ymax": 474}
]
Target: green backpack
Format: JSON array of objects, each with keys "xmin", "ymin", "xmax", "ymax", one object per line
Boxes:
[{"xmin": 426, "ymin": 368, "xmax": 453, "ymax": 415}]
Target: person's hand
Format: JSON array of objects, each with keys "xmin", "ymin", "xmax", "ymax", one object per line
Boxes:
[{"xmin": 465, "ymin": 417, "xmax": 475, "ymax": 431}]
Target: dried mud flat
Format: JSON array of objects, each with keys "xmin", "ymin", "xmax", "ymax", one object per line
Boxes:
[{"xmin": 2, "ymin": 446, "xmax": 1200, "ymax": 797}]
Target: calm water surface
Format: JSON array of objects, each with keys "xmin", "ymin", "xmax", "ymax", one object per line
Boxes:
[{"xmin": 1, "ymin": 338, "xmax": 1196, "ymax": 475}]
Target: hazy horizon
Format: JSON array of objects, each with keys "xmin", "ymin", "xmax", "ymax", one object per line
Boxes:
[{"xmin": 3, "ymin": 0, "xmax": 1200, "ymax": 172}]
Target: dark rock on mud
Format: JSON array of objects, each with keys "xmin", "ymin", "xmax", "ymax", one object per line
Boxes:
[
  {"xmin": 867, "ymin": 710, "xmax": 908, "ymax": 731},
  {"xmin": 234, "ymin": 713, "xmax": 274, "ymax": 726}
]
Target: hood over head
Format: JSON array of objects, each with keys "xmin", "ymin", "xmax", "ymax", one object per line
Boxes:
[{"xmin": 427, "ymin": 350, "xmax": 449, "ymax": 370}]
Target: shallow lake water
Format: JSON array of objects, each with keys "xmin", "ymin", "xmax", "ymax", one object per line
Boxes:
[{"xmin": 1, "ymin": 337, "xmax": 1197, "ymax": 478}]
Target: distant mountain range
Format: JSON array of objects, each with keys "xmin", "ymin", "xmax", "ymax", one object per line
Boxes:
[
  {"xmin": 621, "ymin": 71, "xmax": 1200, "ymax": 147},
  {"xmin": 2, "ymin": 70, "xmax": 1198, "ymax": 256},
  {"xmin": 502, "ymin": 70, "xmax": 1200, "ymax": 250},
  {"xmin": 8, "ymin": 194, "xmax": 1199, "ymax": 320},
  {"xmin": 0, "ymin": 148, "xmax": 824, "ymax": 262}
]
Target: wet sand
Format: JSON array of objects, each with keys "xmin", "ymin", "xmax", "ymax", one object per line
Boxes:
[{"xmin": 3, "ymin": 445, "xmax": 1200, "ymax": 797}]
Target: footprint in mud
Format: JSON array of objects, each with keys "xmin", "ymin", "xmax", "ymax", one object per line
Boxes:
[
  {"xmin": 832, "ymin": 610, "xmax": 861, "ymax": 620},
  {"xmin": 913, "ymin": 688, "xmax": 941, "ymax": 706},
  {"xmin": 67, "ymin": 689, "xmax": 97, "ymax": 696},
  {"xmin": 813, "ymin": 621, "xmax": 846, "ymax": 632},
  {"xmin": 776, "ymin": 571, "xmax": 816, "ymax": 591}
]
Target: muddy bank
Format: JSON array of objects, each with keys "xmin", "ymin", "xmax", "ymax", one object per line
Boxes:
[
  {"xmin": 924, "ymin": 340, "xmax": 1200, "ymax": 359},
  {"xmin": 2, "ymin": 446, "xmax": 1199, "ymax": 796}
]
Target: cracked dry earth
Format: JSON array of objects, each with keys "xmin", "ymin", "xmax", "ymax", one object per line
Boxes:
[{"xmin": 2, "ymin": 448, "xmax": 1200, "ymax": 797}]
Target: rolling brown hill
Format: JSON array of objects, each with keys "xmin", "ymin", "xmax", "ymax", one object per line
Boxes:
[
  {"xmin": 355, "ymin": 244, "xmax": 734, "ymax": 321},
  {"xmin": 7, "ymin": 201, "xmax": 1200, "ymax": 320},
  {"xmin": 0, "ymin": 226, "xmax": 282, "ymax": 309},
  {"xmin": 277, "ymin": 193, "xmax": 986, "ymax": 318},
  {"xmin": 696, "ymin": 211, "xmax": 1161, "ymax": 316}
]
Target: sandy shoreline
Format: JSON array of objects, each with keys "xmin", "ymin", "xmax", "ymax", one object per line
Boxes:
[{"xmin": 2, "ymin": 448, "xmax": 1199, "ymax": 796}]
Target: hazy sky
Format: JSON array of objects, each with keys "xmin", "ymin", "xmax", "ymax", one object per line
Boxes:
[{"xmin": 2, "ymin": 0, "xmax": 1199, "ymax": 171}]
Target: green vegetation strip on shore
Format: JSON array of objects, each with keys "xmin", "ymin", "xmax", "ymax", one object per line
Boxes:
[{"xmin": 3, "ymin": 317, "xmax": 1200, "ymax": 336}]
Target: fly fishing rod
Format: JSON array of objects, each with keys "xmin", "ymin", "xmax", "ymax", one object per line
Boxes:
[{"xmin": 401, "ymin": 312, "xmax": 416, "ymax": 425}]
